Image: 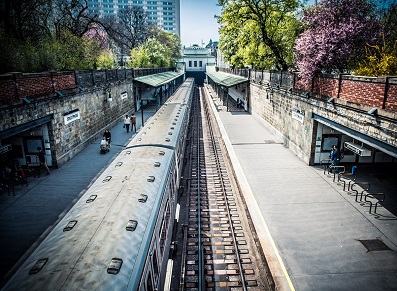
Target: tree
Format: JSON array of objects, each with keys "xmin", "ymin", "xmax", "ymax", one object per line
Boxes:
[
  {"xmin": 96, "ymin": 50, "xmax": 117, "ymax": 70},
  {"xmin": 378, "ymin": 0, "xmax": 397, "ymax": 48},
  {"xmin": 355, "ymin": 39, "xmax": 397, "ymax": 76},
  {"xmin": 127, "ymin": 36, "xmax": 178, "ymax": 68},
  {"xmin": 152, "ymin": 29, "xmax": 182, "ymax": 61},
  {"xmin": 103, "ymin": 6, "xmax": 156, "ymax": 56},
  {"xmin": 218, "ymin": 0, "xmax": 302, "ymax": 70},
  {"xmin": 52, "ymin": 0, "xmax": 100, "ymax": 38},
  {"xmin": 294, "ymin": 0, "xmax": 383, "ymax": 85},
  {"xmin": 0, "ymin": 0, "xmax": 53, "ymax": 42}
]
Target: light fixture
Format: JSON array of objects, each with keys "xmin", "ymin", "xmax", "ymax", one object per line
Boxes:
[
  {"xmin": 327, "ymin": 97, "xmax": 335, "ymax": 104},
  {"xmin": 367, "ymin": 108, "xmax": 377, "ymax": 115}
]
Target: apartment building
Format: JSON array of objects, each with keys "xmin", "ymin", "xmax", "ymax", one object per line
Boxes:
[{"xmin": 87, "ymin": 0, "xmax": 180, "ymax": 36}]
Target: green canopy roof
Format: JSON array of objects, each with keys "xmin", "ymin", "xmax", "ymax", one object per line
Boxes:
[
  {"xmin": 134, "ymin": 71, "xmax": 184, "ymax": 87},
  {"xmin": 206, "ymin": 71, "xmax": 248, "ymax": 87}
]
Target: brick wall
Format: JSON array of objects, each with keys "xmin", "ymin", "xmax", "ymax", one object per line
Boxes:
[
  {"xmin": 0, "ymin": 68, "xmax": 173, "ymax": 108},
  {"xmin": 245, "ymin": 69, "xmax": 397, "ymax": 112}
]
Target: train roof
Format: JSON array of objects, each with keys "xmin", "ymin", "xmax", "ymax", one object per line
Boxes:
[
  {"xmin": 4, "ymin": 146, "xmax": 174, "ymax": 290},
  {"xmin": 127, "ymin": 78, "xmax": 194, "ymax": 150}
]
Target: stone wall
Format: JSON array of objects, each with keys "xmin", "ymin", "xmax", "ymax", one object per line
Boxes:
[
  {"xmin": 0, "ymin": 81, "xmax": 134, "ymax": 168},
  {"xmin": 249, "ymin": 83, "xmax": 397, "ymax": 165}
]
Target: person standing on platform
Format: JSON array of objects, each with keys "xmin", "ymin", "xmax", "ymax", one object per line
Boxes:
[
  {"xmin": 124, "ymin": 114, "xmax": 131, "ymax": 133},
  {"xmin": 37, "ymin": 147, "xmax": 50, "ymax": 176},
  {"xmin": 331, "ymin": 145, "xmax": 341, "ymax": 172},
  {"xmin": 130, "ymin": 113, "xmax": 137, "ymax": 133}
]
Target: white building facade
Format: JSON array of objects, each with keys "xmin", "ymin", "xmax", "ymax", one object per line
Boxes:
[{"xmin": 180, "ymin": 45, "xmax": 216, "ymax": 72}]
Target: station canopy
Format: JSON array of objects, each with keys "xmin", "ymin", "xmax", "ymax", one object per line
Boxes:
[
  {"xmin": 206, "ymin": 71, "xmax": 248, "ymax": 87},
  {"xmin": 134, "ymin": 71, "xmax": 184, "ymax": 87}
]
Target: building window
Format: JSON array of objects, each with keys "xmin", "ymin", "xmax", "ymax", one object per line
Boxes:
[
  {"xmin": 189, "ymin": 61, "xmax": 192, "ymax": 67},
  {"xmin": 199, "ymin": 61, "xmax": 202, "ymax": 67},
  {"xmin": 194, "ymin": 61, "xmax": 197, "ymax": 67}
]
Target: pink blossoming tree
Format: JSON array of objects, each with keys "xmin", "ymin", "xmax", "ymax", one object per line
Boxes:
[{"xmin": 294, "ymin": 0, "xmax": 382, "ymax": 86}]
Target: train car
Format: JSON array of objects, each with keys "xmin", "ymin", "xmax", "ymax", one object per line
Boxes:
[{"xmin": 3, "ymin": 78, "xmax": 195, "ymax": 291}]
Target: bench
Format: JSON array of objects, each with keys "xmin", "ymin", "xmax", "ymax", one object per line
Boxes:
[
  {"xmin": 351, "ymin": 182, "xmax": 371, "ymax": 202},
  {"xmin": 364, "ymin": 192, "xmax": 385, "ymax": 214}
]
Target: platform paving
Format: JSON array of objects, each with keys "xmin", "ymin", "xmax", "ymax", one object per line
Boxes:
[
  {"xmin": 0, "ymin": 109, "xmax": 156, "ymax": 286},
  {"xmin": 204, "ymin": 85, "xmax": 397, "ymax": 291}
]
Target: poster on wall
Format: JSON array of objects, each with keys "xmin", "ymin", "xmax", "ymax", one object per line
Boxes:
[
  {"xmin": 322, "ymin": 134, "xmax": 339, "ymax": 151},
  {"xmin": 25, "ymin": 138, "xmax": 43, "ymax": 154}
]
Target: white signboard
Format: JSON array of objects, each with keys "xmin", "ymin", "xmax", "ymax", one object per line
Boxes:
[
  {"xmin": 292, "ymin": 111, "xmax": 304, "ymax": 123},
  {"xmin": 121, "ymin": 92, "xmax": 128, "ymax": 100},
  {"xmin": 344, "ymin": 142, "xmax": 372, "ymax": 156},
  {"xmin": 64, "ymin": 110, "xmax": 80, "ymax": 125}
]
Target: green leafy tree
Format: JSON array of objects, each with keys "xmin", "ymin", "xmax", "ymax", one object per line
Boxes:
[
  {"xmin": 152, "ymin": 29, "xmax": 182, "ymax": 62},
  {"xmin": 128, "ymin": 46, "xmax": 151, "ymax": 68},
  {"xmin": 218, "ymin": 0, "xmax": 302, "ymax": 70},
  {"xmin": 96, "ymin": 50, "xmax": 117, "ymax": 70},
  {"xmin": 127, "ymin": 33, "xmax": 181, "ymax": 68},
  {"xmin": 355, "ymin": 39, "xmax": 397, "ymax": 76}
]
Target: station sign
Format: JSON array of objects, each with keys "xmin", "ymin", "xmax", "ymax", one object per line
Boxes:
[
  {"xmin": 64, "ymin": 110, "xmax": 80, "ymax": 125},
  {"xmin": 121, "ymin": 92, "xmax": 128, "ymax": 100},
  {"xmin": 292, "ymin": 109, "xmax": 304, "ymax": 123},
  {"xmin": 344, "ymin": 141, "xmax": 372, "ymax": 156}
]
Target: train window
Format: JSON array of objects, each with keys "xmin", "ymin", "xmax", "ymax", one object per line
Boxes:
[
  {"xmin": 168, "ymin": 132, "xmax": 172, "ymax": 135},
  {"xmin": 138, "ymin": 194, "xmax": 148, "ymax": 203},
  {"xmin": 102, "ymin": 176, "xmax": 112, "ymax": 182},
  {"xmin": 172, "ymin": 122, "xmax": 176, "ymax": 125},
  {"xmin": 152, "ymin": 250, "xmax": 159, "ymax": 283},
  {"xmin": 107, "ymin": 258, "xmax": 123, "ymax": 274},
  {"xmin": 154, "ymin": 162, "xmax": 161, "ymax": 167},
  {"xmin": 86, "ymin": 195, "xmax": 97, "ymax": 203},
  {"xmin": 115, "ymin": 162, "xmax": 123, "ymax": 167},
  {"xmin": 170, "ymin": 127, "xmax": 174, "ymax": 130},
  {"xmin": 124, "ymin": 150, "xmax": 131, "ymax": 155},
  {"xmin": 147, "ymin": 272, "xmax": 154, "ymax": 291},
  {"xmin": 165, "ymin": 138, "xmax": 170, "ymax": 142},
  {"xmin": 126, "ymin": 220, "xmax": 138, "ymax": 231},
  {"xmin": 63, "ymin": 220, "xmax": 77, "ymax": 232},
  {"xmin": 29, "ymin": 258, "xmax": 48, "ymax": 275},
  {"xmin": 147, "ymin": 176, "xmax": 155, "ymax": 182},
  {"xmin": 159, "ymin": 151, "xmax": 165, "ymax": 156}
]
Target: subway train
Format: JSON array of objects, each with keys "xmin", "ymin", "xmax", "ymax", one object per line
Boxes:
[{"xmin": 3, "ymin": 78, "xmax": 195, "ymax": 291}]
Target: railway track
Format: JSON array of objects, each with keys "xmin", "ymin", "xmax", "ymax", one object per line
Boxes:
[{"xmin": 174, "ymin": 86, "xmax": 272, "ymax": 290}]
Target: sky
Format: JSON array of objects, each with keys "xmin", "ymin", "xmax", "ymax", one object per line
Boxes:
[{"xmin": 180, "ymin": 0, "xmax": 222, "ymax": 47}]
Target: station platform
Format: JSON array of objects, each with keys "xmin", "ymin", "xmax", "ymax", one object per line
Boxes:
[
  {"xmin": 0, "ymin": 109, "xmax": 156, "ymax": 286},
  {"xmin": 204, "ymin": 85, "xmax": 397, "ymax": 290}
]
